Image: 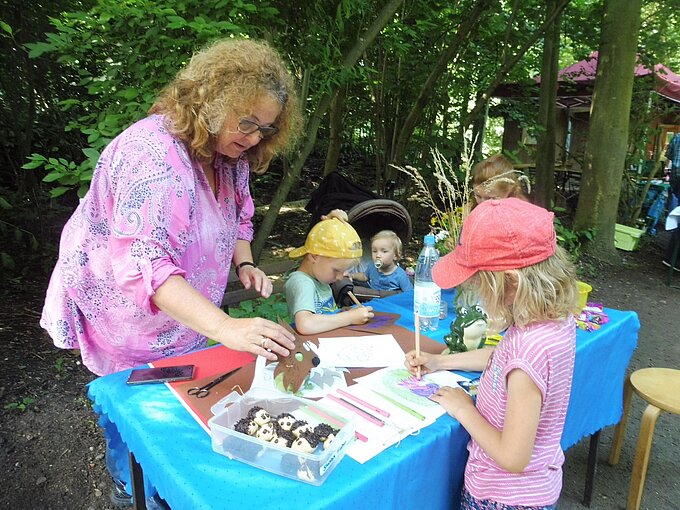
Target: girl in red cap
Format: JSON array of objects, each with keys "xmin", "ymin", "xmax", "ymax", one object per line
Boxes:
[{"xmin": 405, "ymin": 198, "xmax": 578, "ymax": 510}]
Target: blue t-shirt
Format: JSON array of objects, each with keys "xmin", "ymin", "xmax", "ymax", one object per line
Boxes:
[{"xmin": 364, "ymin": 264, "xmax": 413, "ymax": 292}]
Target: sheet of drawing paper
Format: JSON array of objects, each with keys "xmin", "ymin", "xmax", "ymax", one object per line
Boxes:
[
  {"xmin": 353, "ymin": 366, "xmax": 471, "ymax": 423},
  {"xmin": 316, "ymin": 334, "xmax": 406, "ymax": 368},
  {"xmin": 250, "ymin": 355, "xmax": 348, "ymax": 398},
  {"xmin": 317, "ymin": 384, "xmax": 436, "ymax": 464}
]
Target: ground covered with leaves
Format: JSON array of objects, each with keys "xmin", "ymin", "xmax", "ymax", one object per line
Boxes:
[{"xmin": 1, "ymin": 205, "xmax": 679, "ymax": 509}]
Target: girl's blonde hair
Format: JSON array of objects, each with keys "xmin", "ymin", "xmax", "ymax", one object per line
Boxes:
[
  {"xmin": 472, "ymin": 154, "xmax": 530, "ymax": 207},
  {"xmin": 149, "ymin": 38, "xmax": 303, "ymax": 173},
  {"xmin": 371, "ymin": 230, "xmax": 403, "ymax": 259},
  {"xmin": 460, "ymin": 245, "xmax": 578, "ymax": 333}
]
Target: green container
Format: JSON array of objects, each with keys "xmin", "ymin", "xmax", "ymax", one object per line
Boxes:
[{"xmin": 614, "ymin": 224, "xmax": 645, "ymax": 251}]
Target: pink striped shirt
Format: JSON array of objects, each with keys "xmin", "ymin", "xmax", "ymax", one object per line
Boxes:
[
  {"xmin": 41, "ymin": 115, "xmax": 254, "ymax": 376},
  {"xmin": 465, "ymin": 316, "xmax": 576, "ymax": 506}
]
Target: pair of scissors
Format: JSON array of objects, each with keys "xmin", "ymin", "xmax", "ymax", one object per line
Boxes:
[{"xmin": 187, "ymin": 366, "xmax": 242, "ymax": 398}]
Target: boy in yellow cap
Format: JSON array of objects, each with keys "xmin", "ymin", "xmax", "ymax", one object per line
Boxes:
[{"xmin": 286, "ymin": 216, "xmax": 374, "ymax": 334}]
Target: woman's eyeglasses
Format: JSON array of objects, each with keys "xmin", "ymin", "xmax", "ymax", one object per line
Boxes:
[{"xmin": 237, "ymin": 119, "xmax": 279, "ymax": 139}]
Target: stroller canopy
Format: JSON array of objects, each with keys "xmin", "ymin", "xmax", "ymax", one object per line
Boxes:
[{"xmin": 305, "ymin": 172, "xmax": 412, "ymax": 245}]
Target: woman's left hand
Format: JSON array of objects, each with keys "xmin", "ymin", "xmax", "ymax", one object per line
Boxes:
[
  {"xmin": 429, "ymin": 385, "xmax": 474, "ymax": 418},
  {"xmin": 239, "ymin": 265, "xmax": 273, "ymax": 298}
]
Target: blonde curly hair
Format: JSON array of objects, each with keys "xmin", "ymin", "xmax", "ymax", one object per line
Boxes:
[{"xmin": 149, "ymin": 38, "xmax": 302, "ymax": 173}]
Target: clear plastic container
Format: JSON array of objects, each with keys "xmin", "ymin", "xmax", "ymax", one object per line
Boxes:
[{"xmin": 208, "ymin": 388, "xmax": 355, "ymax": 485}]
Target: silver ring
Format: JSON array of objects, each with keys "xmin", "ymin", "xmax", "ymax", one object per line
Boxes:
[{"xmin": 260, "ymin": 337, "xmax": 267, "ymax": 349}]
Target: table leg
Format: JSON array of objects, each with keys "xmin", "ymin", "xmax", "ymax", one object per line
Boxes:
[
  {"xmin": 129, "ymin": 451, "xmax": 147, "ymax": 510},
  {"xmin": 582, "ymin": 430, "xmax": 600, "ymax": 507}
]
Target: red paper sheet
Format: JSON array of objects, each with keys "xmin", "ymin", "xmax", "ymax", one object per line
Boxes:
[{"xmin": 150, "ymin": 346, "xmax": 255, "ymax": 432}]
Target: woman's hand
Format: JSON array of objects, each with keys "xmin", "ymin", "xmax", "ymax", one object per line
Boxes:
[
  {"xmin": 429, "ymin": 385, "xmax": 475, "ymax": 418},
  {"xmin": 347, "ymin": 305, "xmax": 374, "ymax": 324},
  {"xmin": 321, "ymin": 209, "xmax": 349, "ymax": 222},
  {"xmin": 214, "ymin": 316, "xmax": 296, "ymax": 362},
  {"xmin": 404, "ymin": 349, "xmax": 442, "ymax": 377},
  {"xmin": 238, "ymin": 265, "xmax": 273, "ymax": 298}
]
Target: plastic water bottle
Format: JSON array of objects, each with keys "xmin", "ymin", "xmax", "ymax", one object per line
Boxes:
[{"xmin": 414, "ymin": 234, "xmax": 441, "ymax": 332}]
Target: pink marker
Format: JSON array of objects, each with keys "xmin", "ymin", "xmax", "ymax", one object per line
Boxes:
[
  {"xmin": 328, "ymin": 394, "xmax": 385, "ymax": 427},
  {"xmin": 336, "ymin": 389, "xmax": 390, "ymax": 417}
]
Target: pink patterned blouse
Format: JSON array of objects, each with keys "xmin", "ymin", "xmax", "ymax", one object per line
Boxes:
[{"xmin": 41, "ymin": 115, "xmax": 255, "ymax": 376}]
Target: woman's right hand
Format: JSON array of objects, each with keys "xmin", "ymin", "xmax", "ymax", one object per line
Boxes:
[
  {"xmin": 214, "ymin": 316, "xmax": 296, "ymax": 362},
  {"xmin": 404, "ymin": 349, "xmax": 441, "ymax": 377}
]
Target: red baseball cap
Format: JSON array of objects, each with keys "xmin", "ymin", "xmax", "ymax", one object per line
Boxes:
[{"xmin": 432, "ymin": 198, "xmax": 556, "ymax": 289}]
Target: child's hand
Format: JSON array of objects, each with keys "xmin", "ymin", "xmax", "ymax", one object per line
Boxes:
[
  {"xmin": 347, "ymin": 305, "xmax": 374, "ymax": 324},
  {"xmin": 404, "ymin": 350, "xmax": 440, "ymax": 376},
  {"xmin": 429, "ymin": 385, "xmax": 474, "ymax": 417}
]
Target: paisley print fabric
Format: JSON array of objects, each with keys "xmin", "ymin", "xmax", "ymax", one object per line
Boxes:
[{"xmin": 41, "ymin": 115, "xmax": 254, "ymax": 375}]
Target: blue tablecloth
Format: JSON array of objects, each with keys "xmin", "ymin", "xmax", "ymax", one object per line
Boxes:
[{"xmin": 88, "ymin": 289, "xmax": 639, "ymax": 510}]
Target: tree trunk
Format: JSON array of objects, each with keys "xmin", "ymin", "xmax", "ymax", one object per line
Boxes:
[
  {"xmin": 251, "ymin": 0, "xmax": 405, "ymax": 261},
  {"xmin": 323, "ymin": 84, "xmax": 347, "ymax": 176},
  {"xmin": 534, "ymin": 0, "xmax": 562, "ymax": 208},
  {"xmin": 573, "ymin": 0, "xmax": 643, "ymax": 261}
]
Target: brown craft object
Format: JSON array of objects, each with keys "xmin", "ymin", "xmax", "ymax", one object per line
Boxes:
[{"xmin": 272, "ymin": 317, "xmax": 320, "ymax": 393}]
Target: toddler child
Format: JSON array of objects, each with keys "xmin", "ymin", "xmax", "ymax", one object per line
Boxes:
[
  {"xmin": 286, "ymin": 217, "xmax": 374, "ymax": 334},
  {"xmin": 351, "ymin": 230, "xmax": 413, "ymax": 292},
  {"xmin": 405, "ymin": 198, "xmax": 578, "ymax": 510}
]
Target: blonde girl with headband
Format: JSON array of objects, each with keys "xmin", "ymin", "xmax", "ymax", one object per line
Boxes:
[
  {"xmin": 405, "ymin": 198, "xmax": 578, "ymax": 510},
  {"xmin": 286, "ymin": 217, "xmax": 374, "ymax": 335},
  {"xmin": 472, "ymin": 154, "xmax": 530, "ymax": 207},
  {"xmin": 351, "ymin": 230, "xmax": 413, "ymax": 292}
]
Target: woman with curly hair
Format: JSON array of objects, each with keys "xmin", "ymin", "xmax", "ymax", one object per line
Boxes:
[{"xmin": 41, "ymin": 39, "xmax": 302, "ymax": 506}]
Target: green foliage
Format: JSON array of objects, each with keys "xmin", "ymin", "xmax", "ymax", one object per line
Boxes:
[
  {"xmin": 22, "ymin": 0, "xmax": 283, "ymax": 195},
  {"xmin": 228, "ymin": 294, "xmax": 291, "ymax": 323},
  {"xmin": 4, "ymin": 396, "xmax": 36, "ymax": 412},
  {"xmin": 0, "ymin": 187, "xmax": 42, "ymax": 280},
  {"xmin": 554, "ymin": 206, "xmax": 595, "ymax": 260}
]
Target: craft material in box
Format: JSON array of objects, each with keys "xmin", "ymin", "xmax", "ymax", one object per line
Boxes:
[
  {"xmin": 208, "ymin": 388, "xmax": 354, "ymax": 485},
  {"xmin": 614, "ymin": 223, "xmax": 644, "ymax": 251}
]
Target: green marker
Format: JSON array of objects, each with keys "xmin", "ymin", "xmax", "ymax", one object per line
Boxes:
[{"xmin": 371, "ymin": 390, "xmax": 426, "ymax": 421}]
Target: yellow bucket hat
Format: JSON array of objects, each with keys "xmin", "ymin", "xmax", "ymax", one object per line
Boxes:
[{"xmin": 289, "ymin": 218, "xmax": 362, "ymax": 259}]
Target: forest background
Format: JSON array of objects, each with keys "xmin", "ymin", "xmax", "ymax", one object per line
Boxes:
[{"xmin": 2, "ymin": 0, "xmax": 680, "ymax": 272}]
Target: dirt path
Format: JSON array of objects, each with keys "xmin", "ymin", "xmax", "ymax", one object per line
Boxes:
[{"xmin": 1, "ymin": 230, "xmax": 678, "ymax": 510}]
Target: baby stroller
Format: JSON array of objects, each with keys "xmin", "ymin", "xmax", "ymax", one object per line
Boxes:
[{"xmin": 304, "ymin": 172, "xmax": 413, "ymax": 305}]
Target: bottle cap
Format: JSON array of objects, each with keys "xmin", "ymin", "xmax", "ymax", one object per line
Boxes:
[{"xmin": 424, "ymin": 234, "xmax": 435, "ymax": 245}]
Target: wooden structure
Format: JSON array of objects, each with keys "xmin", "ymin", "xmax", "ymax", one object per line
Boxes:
[
  {"xmin": 493, "ymin": 52, "xmax": 680, "ymax": 175},
  {"xmin": 608, "ymin": 368, "xmax": 680, "ymax": 510}
]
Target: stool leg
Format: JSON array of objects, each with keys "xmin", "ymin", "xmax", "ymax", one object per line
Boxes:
[
  {"xmin": 609, "ymin": 375, "xmax": 633, "ymax": 465},
  {"xmin": 627, "ymin": 404, "xmax": 662, "ymax": 510}
]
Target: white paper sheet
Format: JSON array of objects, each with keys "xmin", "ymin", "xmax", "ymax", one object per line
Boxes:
[
  {"xmin": 250, "ymin": 355, "xmax": 348, "ymax": 398},
  {"xmin": 316, "ymin": 334, "xmax": 406, "ymax": 368},
  {"xmin": 319, "ymin": 368, "xmax": 472, "ymax": 463}
]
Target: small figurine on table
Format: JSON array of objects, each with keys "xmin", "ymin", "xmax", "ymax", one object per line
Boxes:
[{"xmin": 443, "ymin": 304, "xmax": 488, "ymax": 353}]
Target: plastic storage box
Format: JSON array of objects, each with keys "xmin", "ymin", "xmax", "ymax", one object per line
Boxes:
[
  {"xmin": 614, "ymin": 223, "xmax": 645, "ymax": 251},
  {"xmin": 208, "ymin": 388, "xmax": 355, "ymax": 485}
]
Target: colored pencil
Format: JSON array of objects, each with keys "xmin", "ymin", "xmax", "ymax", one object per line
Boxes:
[
  {"xmin": 305, "ymin": 403, "xmax": 368, "ymax": 442},
  {"xmin": 370, "ymin": 389, "xmax": 426, "ymax": 421},
  {"xmin": 414, "ymin": 311, "xmax": 421, "ymax": 380},
  {"xmin": 327, "ymin": 394, "xmax": 385, "ymax": 427},
  {"xmin": 336, "ymin": 388, "xmax": 390, "ymax": 417},
  {"xmin": 347, "ymin": 291, "xmax": 363, "ymax": 307}
]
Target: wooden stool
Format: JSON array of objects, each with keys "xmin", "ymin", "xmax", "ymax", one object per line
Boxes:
[{"xmin": 608, "ymin": 368, "xmax": 680, "ymax": 510}]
